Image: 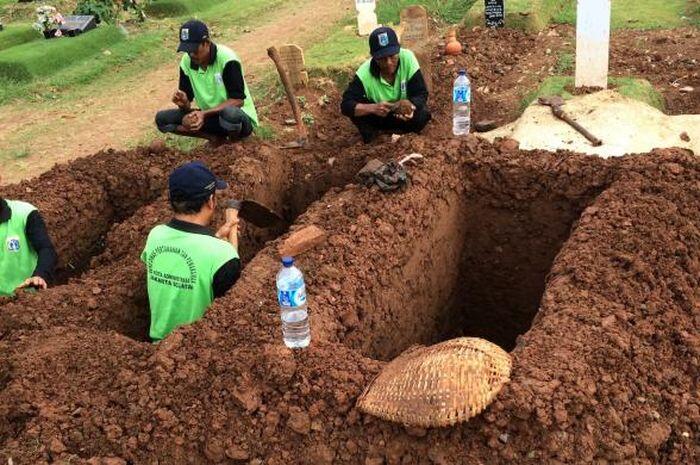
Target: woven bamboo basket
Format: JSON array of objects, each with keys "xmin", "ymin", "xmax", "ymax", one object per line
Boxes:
[{"xmin": 357, "ymin": 337, "xmax": 512, "ymax": 427}]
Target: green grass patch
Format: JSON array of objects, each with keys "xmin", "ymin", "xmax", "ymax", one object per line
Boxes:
[
  {"xmin": 612, "ymin": 77, "xmax": 664, "ymax": 110},
  {"xmin": 554, "ymin": 52, "xmax": 574, "ymax": 74},
  {"xmin": 376, "ymin": 0, "xmax": 478, "ymax": 24},
  {"xmin": 146, "ymin": 0, "xmax": 226, "ymax": 18},
  {"xmin": 306, "ymin": 24, "xmax": 366, "ymax": 69},
  {"xmin": 0, "ymin": 23, "xmax": 38, "ymax": 52},
  {"xmin": 553, "ymin": 0, "xmax": 692, "ymax": 29},
  {"xmin": 254, "ymin": 123, "xmax": 276, "ymax": 141},
  {"xmin": 520, "ymin": 75, "xmax": 664, "ymax": 112},
  {"xmin": 0, "ymin": 26, "xmax": 126, "ymax": 83}
]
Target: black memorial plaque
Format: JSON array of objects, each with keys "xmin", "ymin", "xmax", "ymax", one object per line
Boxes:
[
  {"xmin": 59, "ymin": 15, "xmax": 97, "ymax": 36},
  {"xmin": 484, "ymin": 0, "xmax": 505, "ymax": 28}
]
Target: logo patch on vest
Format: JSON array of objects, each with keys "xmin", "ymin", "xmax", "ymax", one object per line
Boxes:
[
  {"xmin": 378, "ymin": 32, "xmax": 389, "ymax": 47},
  {"xmin": 6, "ymin": 236, "xmax": 20, "ymax": 252},
  {"xmin": 401, "ymin": 81, "xmax": 407, "ymax": 93},
  {"xmin": 215, "ymin": 73, "xmax": 224, "ymax": 85},
  {"xmin": 181, "ymin": 28, "xmax": 189, "ymax": 41}
]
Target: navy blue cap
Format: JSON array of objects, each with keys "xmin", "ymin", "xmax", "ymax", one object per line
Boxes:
[
  {"xmin": 282, "ymin": 256, "xmax": 294, "ymax": 267},
  {"xmin": 169, "ymin": 161, "xmax": 227, "ymax": 202},
  {"xmin": 369, "ymin": 27, "xmax": 400, "ymax": 59},
  {"xmin": 177, "ymin": 20, "xmax": 209, "ymax": 53}
]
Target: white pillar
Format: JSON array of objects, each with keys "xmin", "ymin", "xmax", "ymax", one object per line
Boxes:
[{"xmin": 575, "ymin": 0, "xmax": 611, "ymax": 88}]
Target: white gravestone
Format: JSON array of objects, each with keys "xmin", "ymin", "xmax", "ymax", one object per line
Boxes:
[
  {"xmin": 575, "ymin": 0, "xmax": 611, "ymax": 88},
  {"xmin": 356, "ymin": 0, "xmax": 379, "ymax": 36}
]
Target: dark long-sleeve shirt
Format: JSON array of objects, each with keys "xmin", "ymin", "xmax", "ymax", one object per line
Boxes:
[
  {"xmin": 166, "ymin": 219, "xmax": 241, "ymax": 298},
  {"xmin": 179, "ymin": 44, "xmax": 247, "ymax": 103},
  {"xmin": 341, "ymin": 59, "xmax": 429, "ymax": 117},
  {"xmin": 0, "ymin": 198, "xmax": 57, "ymax": 282}
]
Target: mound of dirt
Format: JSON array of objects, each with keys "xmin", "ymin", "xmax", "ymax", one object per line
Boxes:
[{"xmin": 1, "ymin": 134, "xmax": 697, "ymax": 465}]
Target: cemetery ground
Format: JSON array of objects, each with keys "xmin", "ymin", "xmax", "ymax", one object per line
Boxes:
[{"xmin": 0, "ymin": 1, "xmax": 699, "ymax": 465}]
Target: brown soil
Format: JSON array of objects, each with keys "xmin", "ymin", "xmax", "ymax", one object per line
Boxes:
[
  {"xmin": 1, "ymin": 130, "xmax": 698, "ymax": 465},
  {"xmin": 1, "ymin": 21, "xmax": 699, "ymax": 465}
]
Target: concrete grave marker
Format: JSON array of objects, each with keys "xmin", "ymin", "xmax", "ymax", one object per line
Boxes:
[
  {"xmin": 399, "ymin": 6, "xmax": 432, "ymax": 94},
  {"xmin": 356, "ymin": 0, "xmax": 378, "ymax": 36},
  {"xmin": 279, "ymin": 44, "xmax": 309, "ymax": 89},
  {"xmin": 59, "ymin": 15, "xmax": 97, "ymax": 36},
  {"xmin": 484, "ymin": 0, "xmax": 505, "ymax": 28},
  {"xmin": 575, "ymin": 0, "xmax": 611, "ymax": 88},
  {"xmin": 399, "ymin": 5, "xmax": 429, "ymax": 49}
]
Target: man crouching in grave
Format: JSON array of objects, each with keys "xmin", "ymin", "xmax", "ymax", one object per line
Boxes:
[
  {"xmin": 155, "ymin": 20, "xmax": 259, "ymax": 145},
  {"xmin": 341, "ymin": 27, "xmax": 431, "ymax": 143}
]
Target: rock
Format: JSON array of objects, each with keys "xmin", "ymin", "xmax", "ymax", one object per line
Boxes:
[
  {"xmin": 499, "ymin": 433, "xmax": 509, "ymax": 444},
  {"xmin": 278, "ymin": 225, "xmax": 327, "ymax": 257},
  {"xmin": 639, "ymin": 422, "xmax": 671, "ymax": 452},
  {"xmin": 103, "ymin": 459, "xmax": 127, "ymax": 465},
  {"xmin": 204, "ymin": 438, "xmax": 226, "ymax": 462},
  {"xmin": 474, "ymin": 120, "xmax": 498, "ymax": 132},
  {"xmin": 148, "ymin": 139, "xmax": 167, "ymax": 154},
  {"xmin": 287, "ymin": 409, "xmax": 311, "ymax": 435},
  {"xmin": 679, "ymin": 86, "xmax": 694, "ymax": 93},
  {"xmin": 49, "ymin": 437, "xmax": 67, "ymax": 454},
  {"xmin": 499, "ymin": 138, "xmax": 520, "ymax": 152},
  {"xmin": 226, "ymin": 446, "xmax": 250, "ymax": 461},
  {"xmin": 680, "ymin": 131, "xmax": 690, "ymax": 142},
  {"xmin": 365, "ymin": 457, "xmax": 384, "ymax": 465}
]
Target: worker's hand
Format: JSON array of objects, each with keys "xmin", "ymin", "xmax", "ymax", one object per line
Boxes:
[
  {"xmin": 16, "ymin": 276, "xmax": 48, "ymax": 291},
  {"xmin": 372, "ymin": 102, "xmax": 393, "ymax": 118},
  {"xmin": 172, "ymin": 90, "xmax": 190, "ymax": 109},
  {"xmin": 215, "ymin": 211, "xmax": 240, "ymax": 240},
  {"xmin": 185, "ymin": 110, "xmax": 205, "ymax": 131},
  {"xmin": 395, "ymin": 100, "xmax": 416, "ymax": 121}
]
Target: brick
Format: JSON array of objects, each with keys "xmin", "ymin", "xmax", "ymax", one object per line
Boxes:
[{"xmin": 278, "ymin": 225, "xmax": 327, "ymax": 257}]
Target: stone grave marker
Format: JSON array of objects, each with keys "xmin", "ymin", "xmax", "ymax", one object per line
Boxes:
[
  {"xmin": 279, "ymin": 44, "xmax": 309, "ymax": 89},
  {"xmin": 356, "ymin": 0, "xmax": 378, "ymax": 36},
  {"xmin": 399, "ymin": 6, "xmax": 432, "ymax": 93},
  {"xmin": 59, "ymin": 15, "xmax": 97, "ymax": 36},
  {"xmin": 484, "ymin": 0, "xmax": 505, "ymax": 28},
  {"xmin": 399, "ymin": 5, "xmax": 429, "ymax": 49},
  {"xmin": 575, "ymin": 0, "xmax": 610, "ymax": 88}
]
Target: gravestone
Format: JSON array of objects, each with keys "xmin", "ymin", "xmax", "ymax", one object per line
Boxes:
[
  {"xmin": 59, "ymin": 15, "xmax": 97, "ymax": 36},
  {"xmin": 484, "ymin": 0, "xmax": 505, "ymax": 28},
  {"xmin": 356, "ymin": 0, "xmax": 378, "ymax": 36},
  {"xmin": 279, "ymin": 44, "xmax": 309, "ymax": 89},
  {"xmin": 399, "ymin": 6, "xmax": 432, "ymax": 93},
  {"xmin": 575, "ymin": 0, "xmax": 610, "ymax": 88},
  {"xmin": 399, "ymin": 5, "xmax": 429, "ymax": 49}
]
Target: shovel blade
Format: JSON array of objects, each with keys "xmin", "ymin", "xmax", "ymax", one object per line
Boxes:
[{"xmin": 239, "ymin": 200, "xmax": 286, "ymax": 228}]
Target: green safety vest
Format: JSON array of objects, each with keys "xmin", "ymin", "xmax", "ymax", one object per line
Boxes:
[
  {"xmin": 180, "ymin": 44, "xmax": 259, "ymax": 126},
  {"xmin": 140, "ymin": 224, "xmax": 238, "ymax": 340},
  {"xmin": 355, "ymin": 48, "xmax": 421, "ymax": 104},
  {"xmin": 0, "ymin": 200, "xmax": 39, "ymax": 297}
]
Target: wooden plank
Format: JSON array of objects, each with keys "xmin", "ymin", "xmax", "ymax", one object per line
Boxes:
[{"xmin": 575, "ymin": 0, "xmax": 611, "ymax": 88}]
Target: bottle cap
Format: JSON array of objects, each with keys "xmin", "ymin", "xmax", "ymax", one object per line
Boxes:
[
  {"xmin": 281, "ymin": 256, "xmax": 294, "ymax": 267},
  {"xmin": 458, "ymin": 69, "xmax": 466, "ymax": 75}
]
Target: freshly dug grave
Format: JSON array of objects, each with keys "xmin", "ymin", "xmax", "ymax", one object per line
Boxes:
[{"xmin": 1, "ymin": 136, "xmax": 697, "ymax": 465}]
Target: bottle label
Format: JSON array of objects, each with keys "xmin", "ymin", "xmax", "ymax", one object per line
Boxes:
[
  {"xmin": 278, "ymin": 283, "xmax": 307, "ymax": 307},
  {"xmin": 453, "ymin": 86, "xmax": 470, "ymax": 103}
]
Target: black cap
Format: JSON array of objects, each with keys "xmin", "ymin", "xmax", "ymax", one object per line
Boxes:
[
  {"xmin": 169, "ymin": 161, "xmax": 227, "ymax": 202},
  {"xmin": 177, "ymin": 20, "xmax": 209, "ymax": 53},
  {"xmin": 369, "ymin": 27, "xmax": 400, "ymax": 59}
]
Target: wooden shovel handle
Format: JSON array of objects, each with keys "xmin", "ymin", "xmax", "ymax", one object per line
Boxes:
[
  {"xmin": 551, "ymin": 106, "xmax": 603, "ymax": 147},
  {"xmin": 267, "ymin": 46, "xmax": 308, "ymax": 141}
]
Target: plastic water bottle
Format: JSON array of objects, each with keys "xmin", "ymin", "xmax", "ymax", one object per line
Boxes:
[
  {"xmin": 276, "ymin": 256, "xmax": 310, "ymax": 348},
  {"xmin": 453, "ymin": 69, "xmax": 471, "ymax": 136}
]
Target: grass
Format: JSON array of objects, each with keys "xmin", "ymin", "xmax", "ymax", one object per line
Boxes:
[
  {"xmin": 0, "ymin": 23, "xmax": 39, "ymax": 52},
  {"xmin": 0, "ymin": 26, "xmax": 126, "ymax": 83},
  {"xmin": 520, "ymin": 75, "xmax": 665, "ymax": 111},
  {"xmin": 146, "ymin": 0, "xmax": 226, "ymax": 17},
  {"xmin": 554, "ymin": 52, "xmax": 574, "ymax": 74},
  {"xmin": 552, "ymin": 0, "xmax": 694, "ymax": 30},
  {"xmin": 376, "ymin": 0, "xmax": 478, "ymax": 24}
]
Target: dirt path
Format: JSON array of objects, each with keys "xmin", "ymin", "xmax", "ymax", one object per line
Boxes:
[{"xmin": 0, "ymin": 0, "xmax": 350, "ymax": 185}]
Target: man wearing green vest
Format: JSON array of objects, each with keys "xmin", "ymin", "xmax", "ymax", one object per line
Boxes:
[
  {"xmin": 0, "ymin": 190, "xmax": 57, "ymax": 296},
  {"xmin": 155, "ymin": 20, "xmax": 258, "ymax": 144},
  {"xmin": 341, "ymin": 27, "xmax": 431, "ymax": 143},
  {"xmin": 141, "ymin": 161, "xmax": 242, "ymax": 341}
]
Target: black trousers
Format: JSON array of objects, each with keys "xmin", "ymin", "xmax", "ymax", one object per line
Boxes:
[
  {"xmin": 349, "ymin": 107, "xmax": 431, "ymax": 143},
  {"xmin": 155, "ymin": 106, "xmax": 254, "ymax": 139}
]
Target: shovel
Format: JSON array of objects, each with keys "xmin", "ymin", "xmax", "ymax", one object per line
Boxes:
[
  {"xmin": 538, "ymin": 95, "xmax": 603, "ymax": 147},
  {"xmin": 267, "ymin": 46, "xmax": 308, "ymax": 149},
  {"xmin": 227, "ymin": 199, "xmax": 286, "ymax": 228}
]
